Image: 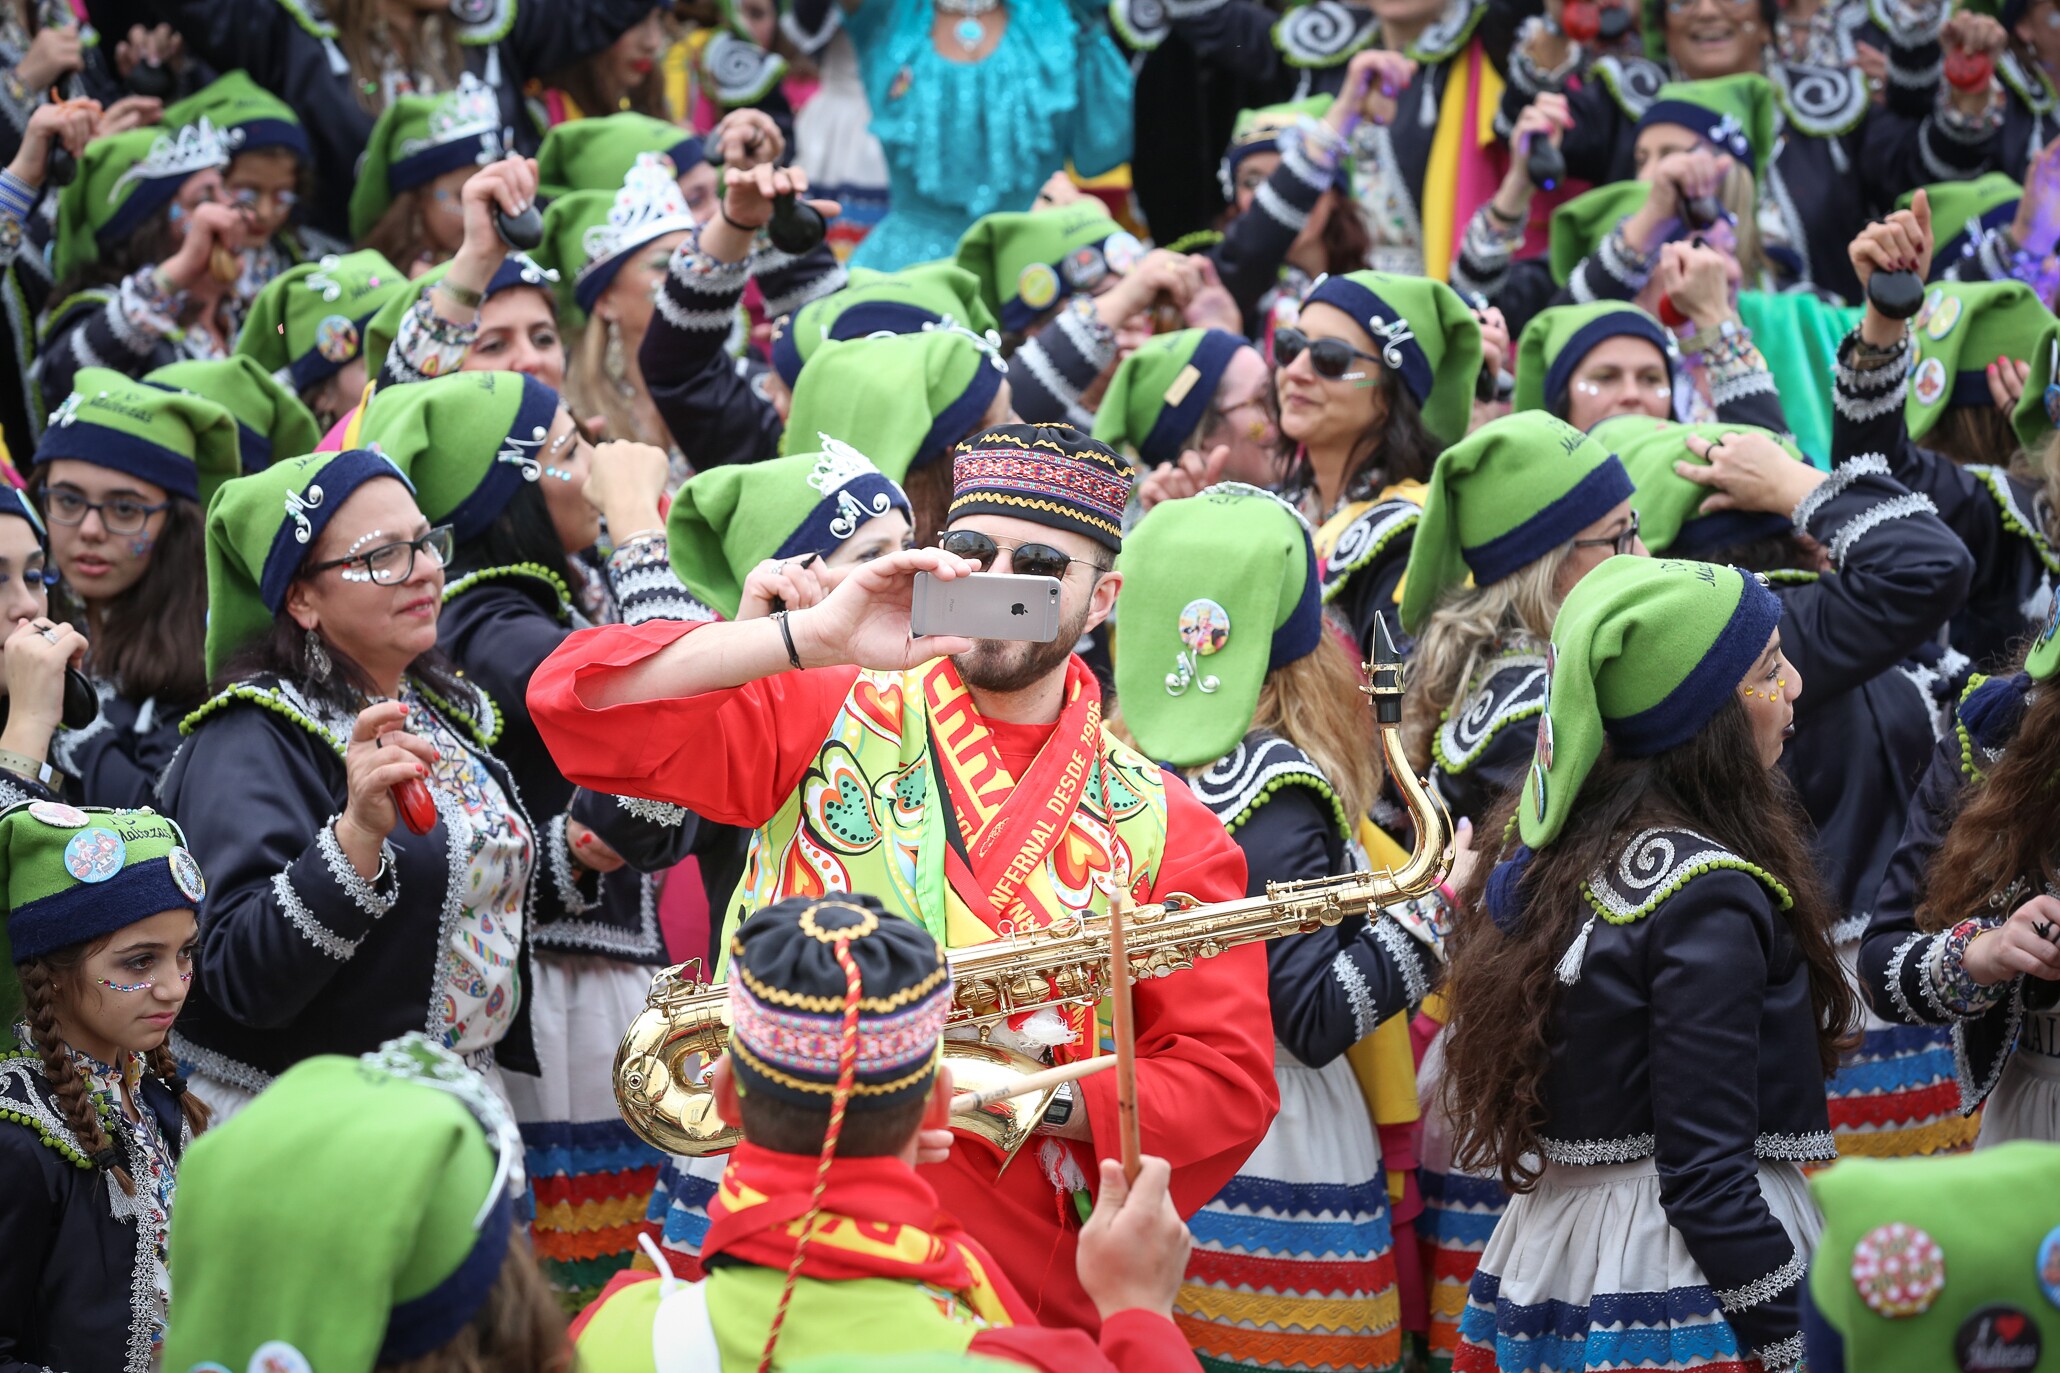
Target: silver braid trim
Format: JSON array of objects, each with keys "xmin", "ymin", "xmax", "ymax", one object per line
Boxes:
[
  {"xmin": 271, "ymin": 869, "xmax": 362, "ymax": 959},
  {"xmin": 1827, "ymin": 492, "xmax": 1939, "ymax": 569},
  {"xmin": 317, "ymin": 819, "xmax": 398, "ymax": 916},
  {"xmin": 1792, "ymin": 453, "xmax": 1888, "ymax": 532},
  {"xmin": 1715, "ymin": 1248, "xmax": 1805, "ymax": 1314}
]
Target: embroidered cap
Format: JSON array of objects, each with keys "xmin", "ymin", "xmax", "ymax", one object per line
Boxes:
[
  {"xmin": 201, "ymin": 448, "xmax": 416, "ymax": 677},
  {"xmin": 781, "ymin": 331, "xmax": 1006, "ymax": 478},
  {"xmin": 668, "ymin": 437, "xmax": 912, "ymax": 619},
  {"xmin": 1513, "ymin": 301, "xmax": 1676, "ymax": 419},
  {"xmin": 358, "ymin": 370, "xmax": 564, "ymax": 543},
  {"xmin": 770, "ymin": 261, "xmax": 1000, "ymax": 389},
  {"xmin": 161, "ymin": 1034, "xmax": 526, "ymax": 1373},
  {"xmin": 347, "ymin": 73, "xmax": 509, "ymax": 242},
  {"xmin": 0, "ymin": 801, "xmax": 202, "ymax": 976},
  {"xmin": 950, "ymin": 422, "xmax": 1132, "ymax": 553},
  {"xmin": 145, "ymin": 356, "xmax": 323, "ymax": 475},
  {"xmin": 53, "ymin": 118, "xmax": 230, "ymax": 282},
  {"xmin": 1092, "ymin": 328, "xmax": 1253, "ymax": 469},
  {"xmin": 1600, "ymin": 414, "xmax": 1810, "ymax": 556},
  {"xmin": 1115, "ymin": 484, "xmax": 1322, "ymax": 767},
  {"xmin": 727, "ymin": 894, "xmax": 952, "ymax": 1112},
  {"xmin": 536, "ymin": 110, "xmax": 703, "ymax": 199},
  {"xmin": 36, "ymin": 366, "xmax": 243, "ymax": 506},
  {"xmin": 1400, "ymin": 411, "xmax": 1636, "ymax": 635},
  {"xmin": 235, "ymin": 251, "xmax": 414, "ymax": 398},
  {"xmin": 1297, "ymin": 271, "xmax": 1483, "ymax": 447}
]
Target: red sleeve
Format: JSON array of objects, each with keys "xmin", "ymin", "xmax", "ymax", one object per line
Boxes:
[
  {"xmin": 1076, "ymin": 769, "xmax": 1277, "ymax": 1217},
  {"xmin": 970, "ymin": 1312, "xmax": 1202, "ymax": 1373},
  {"xmin": 525, "ymin": 619, "xmax": 859, "ymax": 828}
]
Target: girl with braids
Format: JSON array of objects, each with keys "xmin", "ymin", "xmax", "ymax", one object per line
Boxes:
[
  {"xmin": 1856, "ymin": 621, "xmax": 2060, "ymax": 1144},
  {"xmin": 1442, "ymin": 556, "xmax": 1854, "ymax": 1373},
  {"xmin": 0, "ymin": 802, "xmax": 211, "ymax": 1373}
]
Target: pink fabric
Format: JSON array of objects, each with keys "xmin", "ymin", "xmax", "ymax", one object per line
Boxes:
[{"xmin": 316, "ymin": 408, "xmax": 356, "ymax": 453}]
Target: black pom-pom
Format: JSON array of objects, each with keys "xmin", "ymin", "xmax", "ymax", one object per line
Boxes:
[
  {"xmin": 164, "ymin": 1073, "xmax": 189, "ymax": 1099},
  {"xmin": 90, "ymin": 1144, "xmax": 122, "ymax": 1172}
]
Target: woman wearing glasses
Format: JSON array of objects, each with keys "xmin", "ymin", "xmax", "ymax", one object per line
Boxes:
[
  {"xmin": 30, "ymin": 370, "xmax": 242, "ymax": 809},
  {"xmin": 1271, "ymin": 270, "xmax": 1482, "ymax": 659},
  {"xmin": 160, "ymin": 446, "xmax": 538, "ymax": 1121},
  {"xmin": 358, "ymin": 371, "xmax": 698, "ymax": 1303},
  {"xmin": 1609, "ymin": 414, "xmax": 1980, "ymax": 1163}
]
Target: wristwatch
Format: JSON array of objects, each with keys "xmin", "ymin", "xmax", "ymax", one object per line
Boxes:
[{"xmin": 1037, "ymin": 1081, "xmax": 1075, "ymax": 1132}]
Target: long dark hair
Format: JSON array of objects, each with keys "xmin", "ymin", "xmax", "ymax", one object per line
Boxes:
[
  {"xmin": 1439, "ymin": 694, "xmax": 1856, "ymax": 1192},
  {"xmin": 1279, "ymin": 368, "xmax": 1445, "ymax": 505},
  {"xmin": 215, "ymin": 609, "xmax": 469, "ymax": 717},
  {"xmin": 54, "ymin": 202, "xmax": 182, "ymax": 301},
  {"xmin": 448, "ymin": 480, "xmax": 573, "ymax": 584},
  {"xmin": 1318, "ymin": 194, "xmax": 1374, "ymax": 277},
  {"xmin": 32, "ymin": 471, "xmax": 210, "ymax": 710}
]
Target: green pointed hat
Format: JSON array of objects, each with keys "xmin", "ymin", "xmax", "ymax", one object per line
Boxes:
[
  {"xmin": 235, "ymin": 251, "xmax": 413, "ymax": 398},
  {"xmin": 35, "ymin": 367, "xmax": 242, "ymax": 506},
  {"xmin": 162, "ymin": 69, "xmax": 311, "ymax": 165},
  {"xmin": 1519, "ymin": 555, "xmax": 1783, "ymax": 847},
  {"xmin": 1223, "ymin": 95, "xmax": 1349, "ymax": 195},
  {"xmin": 357, "ymin": 370, "xmax": 564, "ymax": 544},
  {"xmin": 1600, "ymin": 413, "xmax": 1807, "ymax": 556},
  {"xmin": 1899, "ymin": 171, "xmax": 2022, "ymax": 263},
  {"xmin": 347, "ymin": 72, "xmax": 510, "ymax": 241},
  {"xmin": 953, "ymin": 204, "xmax": 1142, "ymax": 333},
  {"xmin": 1514, "ymin": 302, "xmax": 1676, "ymax": 416},
  {"xmin": 1904, "ymin": 280, "xmax": 2058, "ymax": 441},
  {"xmin": 0, "ymin": 801, "xmax": 205, "ymax": 1046},
  {"xmin": 1634, "ymin": 74, "xmax": 1777, "ymax": 174},
  {"xmin": 162, "ymin": 1034, "xmax": 526, "ymax": 1373},
  {"xmin": 361, "ymin": 252, "xmax": 561, "ymax": 380},
  {"xmin": 144, "ymin": 355, "xmax": 321, "ymax": 474},
  {"xmin": 1092, "ymin": 328, "xmax": 1253, "ymax": 468},
  {"xmin": 1808, "ymin": 1143, "xmax": 2060, "ymax": 1372},
  {"xmin": 667, "ymin": 437, "xmax": 913, "ymax": 618},
  {"xmin": 539, "ymin": 155, "xmax": 697, "ymax": 322},
  {"xmin": 769, "ymin": 262, "xmax": 1000, "ymax": 388},
  {"xmin": 1297, "ymin": 270, "xmax": 1483, "ymax": 447},
  {"xmin": 54, "ymin": 118, "xmax": 231, "ymax": 282},
  {"xmin": 779, "ymin": 332, "xmax": 1008, "ymax": 479},
  {"xmin": 2013, "ymin": 317, "xmax": 2060, "ymax": 453},
  {"xmin": 536, "ymin": 111, "xmax": 702, "ymax": 199},
  {"xmin": 1549, "ymin": 180, "xmax": 1654, "ymax": 285},
  {"xmin": 1115, "ymin": 484, "xmax": 1323, "ymax": 768},
  {"xmin": 202, "ymin": 447, "xmax": 416, "ymax": 677},
  {"xmin": 1400, "ymin": 411, "xmax": 1635, "ymax": 634}
]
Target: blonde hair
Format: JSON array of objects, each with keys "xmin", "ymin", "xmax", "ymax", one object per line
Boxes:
[
  {"xmin": 1401, "ymin": 546, "xmax": 1571, "ymax": 775},
  {"xmin": 1722, "ymin": 165, "xmax": 1767, "ymax": 288},
  {"xmin": 333, "ymin": 0, "xmax": 462, "ymax": 116},
  {"xmin": 565, "ymin": 319, "xmax": 646, "ymax": 450}
]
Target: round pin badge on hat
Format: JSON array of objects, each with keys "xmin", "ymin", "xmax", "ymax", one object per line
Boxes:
[
  {"xmin": 1850, "ymin": 1222, "xmax": 1946, "ymax": 1319},
  {"xmin": 1062, "ymin": 245, "xmax": 1107, "ymax": 292},
  {"xmin": 1535, "ymin": 713, "xmax": 1555, "ymax": 769},
  {"xmin": 315, "ymin": 315, "xmax": 360, "ymax": 364},
  {"xmin": 1178, "ymin": 598, "xmax": 1231, "ymax": 656},
  {"xmin": 1926, "ymin": 294, "xmax": 1963, "ymax": 341},
  {"xmin": 1914, "ymin": 357, "xmax": 1949, "ymax": 407},
  {"xmin": 64, "ymin": 828, "xmax": 125, "ymax": 883},
  {"xmin": 1956, "ymin": 1305, "xmax": 2042, "ymax": 1373},
  {"xmin": 1017, "ymin": 263, "xmax": 1060, "ymax": 313},
  {"xmin": 248, "ymin": 1342, "xmax": 315, "ymax": 1373},
  {"xmin": 26, "ymin": 800, "xmax": 88, "ymax": 828},
  {"xmin": 169, "ymin": 846, "xmax": 207, "ymax": 903},
  {"xmin": 1104, "ymin": 231, "xmax": 1143, "ymax": 276},
  {"xmin": 2038, "ymin": 1226, "xmax": 2060, "ymax": 1311}
]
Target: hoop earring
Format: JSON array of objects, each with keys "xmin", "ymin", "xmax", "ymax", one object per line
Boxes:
[{"xmin": 305, "ymin": 628, "xmax": 332, "ymax": 683}]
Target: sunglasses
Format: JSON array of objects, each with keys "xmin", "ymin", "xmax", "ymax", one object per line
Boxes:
[
  {"xmin": 937, "ymin": 529, "xmax": 1105, "ymax": 581},
  {"xmin": 1273, "ymin": 327, "xmax": 1382, "ymax": 382},
  {"xmin": 1572, "ymin": 509, "xmax": 1641, "ymax": 556}
]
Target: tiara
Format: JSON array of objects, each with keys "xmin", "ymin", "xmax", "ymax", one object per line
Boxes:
[
  {"xmin": 395, "ymin": 72, "xmax": 507, "ymax": 164},
  {"xmin": 580, "ymin": 153, "xmax": 696, "ymax": 272},
  {"xmin": 108, "ymin": 117, "xmax": 230, "ymax": 202},
  {"xmin": 805, "ymin": 435, "xmax": 884, "ymax": 496}
]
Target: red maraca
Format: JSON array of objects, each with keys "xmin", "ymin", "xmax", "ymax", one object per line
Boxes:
[
  {"xmin": 1945, "ymin": 49, "xmax": 1994, "ymax": 91},
  {"xmin": 1561, "ymin": 0, "xmax": 1600, "ymax": 42},
  {"xmin": 392, "ymin": 777, "xmax": 437, "ymax": 836},
  {"xmin": 1656, "ymin": 294, "xmax": 1689, "ymax": 329}
]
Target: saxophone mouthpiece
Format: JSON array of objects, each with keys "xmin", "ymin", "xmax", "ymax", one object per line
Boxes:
[{"xmin": 1365, "ymin": 614, "xmax": 1404, "ymax": 725}]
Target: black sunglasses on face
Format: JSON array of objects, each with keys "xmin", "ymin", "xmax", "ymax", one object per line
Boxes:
[
  {"xmin": 1572, "ymin": 509, "xmax": 1640, "ymax": 556},
  {"xmin": 937, "ymin": 529, "xmax": 1104, "ymax": 581},
  {"xmin": 1272, "ymin": 326, "xmax": 1382, "ymax": 382}
]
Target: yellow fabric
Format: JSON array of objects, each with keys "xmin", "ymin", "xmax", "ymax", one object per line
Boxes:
[
  {"xmin": 1177, "ymin": 1279, "xmax": 1402, "ymax": 1332},
  {"xmin": 1828, "ymin": 1113, "xmax": 1983, "ymax": 1159},
  {"xmin": 1416, "ymin": 45, "xmax": 1504, "ymax": 286},
  {"xmin": 1420, "ymin": 989, "xmax": 1450, "ymax": 1027},
  {"xmin": 1343, "ymin": 813, "xmax": 1424, "ymax": 1200}
]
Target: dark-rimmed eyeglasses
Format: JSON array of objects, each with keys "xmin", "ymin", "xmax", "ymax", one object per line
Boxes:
[
  {"xmin": 1572, "ymin": 509, "xmax": 1641, "ymax": 556},
  {"xmin": 305, "ymin": 526, "xmax": 455, "ymax": 586},
  {"xmin": 937, "ymin": 529, "xmax": 1106, "ymax": 581},
  {"xmin": 1273, "ymin": 327, "xmax": 1382, "ymax": 382},
  {"xmin": 43, "ymin": 487, "xmax": 170, "ymax": 536}
]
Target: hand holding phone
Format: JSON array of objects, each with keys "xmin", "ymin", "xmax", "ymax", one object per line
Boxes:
[{"xmin": 910, "ymin": 571, "xmax": 1064, "ymax": 643}]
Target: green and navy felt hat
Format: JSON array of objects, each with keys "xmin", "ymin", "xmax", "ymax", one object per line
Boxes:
[
  {"xmin": 163, "ymin": 69, "xmax": 311, "ymax": 165},
  {"xmin": 953, "ymin": 204, "xmax": 1142, "ymax": 334},
  {"xmin": 769, "ymin": 262, "xmax": 999, "ymax": 389},
  {"xmin": 541, "ymin": 154, "xmax": 697, "ymax": 318},
  {"xmin": 347, "ymin": 73, "xmax": 509, "ymax": 242},
  {"xmin": 1601, "ymin": 413, "xmax": 1809, "ymax": 556},
  {"xmin": 161, "ymin": 1033, "xmax": 526, "ymax": 1373},
  {"xmin": 780, "ymin": 331, "xmax": 1006, "ymax": 478},
  {"xmin": 54, "ymin": 119, "xmax": 230, "ymax": 283},
  {"xmin": 2, "ymin": 802, "xmax": 204, "ymax": 967},
  {"xmin": 1514, "ymin": 301, "xmax": 1676, "ymax": 418},
  {"xmin": 1901, "ymin": 172, "xmax": 2023, "ymax": 272},
  {"xmin": 1549, "ymin": 180, "xmax": 1655, "ymax": 285},
  {"xmin": 536, "ymin": 111, "xmax": 702, "ymax": 199},
  {"xmin": 235, "ymin": 251, "xmax": 414, "ymax": 396},
  {"xmin": 144, "ymin": 355, "xmax": 322, "ymax": 474},
  {"xmin": 1222, "ymin": 94, "xmax": 1349, "ymax": 197},
  {"xmin": 1298, "ymin": 270, "xmax": 1483, "ymax": 447},
  {"xmin": 1904, "ymin": 280, "xmax": 2057, "ymax": 441},
  {"xmin": 1092, "ymin": 328, "xmax": 1251, "ymax": 468},
  {"xmin": 1116, "ymin": 483, "xmax": 1322, "ymax": 767},
  {"xmin": 36, "ymin": 367, "xmax": 242, "ymax": 506},
  {"xmin": 952, "ymin": 422, "xmax": 1131, "ymax": 553},
  {"xmin": 362, "ymin": 252, "xmax": 561, "ymax": 381},
  {"xmin": 668, "ymin": 437, "xmax": 911, "ymax": 619},
  {"xmin": 357, "ymin": 370, "xmax": 563, "ymax": 544},
  {"xmin": 1400, "ymin": 411, "xmax": 1635, "ymax": 635},
  {"xmin": 1519, "ymin": 555, "xmax": 1782, "ymax": 847},
  {"xmin": 727, "ymin": 894, "xmax": 950, "ymax": 1110},
  {"xmin": 1634, "ymin": 74, "xmax": 1777, "ymax": 173},
  {"xmin": 2012, "ymin": 318, "xmax": 2060, "ymax": 454},
  {"xmin": 202, "ymin": 448, "xmax": 416, "ymax": 677}
]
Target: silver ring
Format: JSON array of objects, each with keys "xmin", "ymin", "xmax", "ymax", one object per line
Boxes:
[{"xmin": 37, "ymin": 626, "xmax": 58, "ymax": 643}]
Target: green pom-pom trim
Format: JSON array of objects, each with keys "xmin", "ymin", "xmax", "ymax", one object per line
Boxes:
[
  {"xmin": 1955, "ymin": 671, "xmax": 1995, "ymax": 784},
  {"xmin": 443, "ymin": 562, "xmax": 575, "ymax": 624},
  {"xmin": 37, "ymin": 289, "xmax": 115, "ymax": 347},
  {"xmin": 1220, "ymin": 770, "xmax": 1352, "ymax": 843},
  {"xmin": 1970, "ymin": 468, "xmax": 2060, "ymax": 576},
  {"xmin": 1759, "ymin": 568, "xmax": 1821, "ymax": 586},
  {"xmin": 1163, "ymin": 230, "xmax": 1226, "ymax": 255},
  {"xmin": 415, "ymin": 678, "xmax": 504, "ymax": 752},
  {"xmin": 1581, "ymin": 854, "xmax": 1792, "ymax": 925},
  {"xmin": 0, "ymin": 1051, "xmax": 118, "ymax": 1170},
  {"xmin": 180, "ymin": 682, "xmax": 350, "ymax": 750}
]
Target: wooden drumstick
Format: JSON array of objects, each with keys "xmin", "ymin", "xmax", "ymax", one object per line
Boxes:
[
  {"xmin": 949, "ymin": 1055, "xmax": 1117, "ymax": 1114},
  {"xmin": 1109, "ymin": 889, "xmax": 1142, "ymax": 1184}
]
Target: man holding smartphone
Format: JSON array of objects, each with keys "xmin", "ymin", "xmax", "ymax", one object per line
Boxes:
[{"xmin": 529, "ymin": 421, "xmax": 1277, "ymax": 1332}]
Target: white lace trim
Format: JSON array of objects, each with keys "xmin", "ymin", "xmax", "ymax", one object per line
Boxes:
[
  {"xmin": 1369, "ymin": 910, "xmax": 1430, "ymax": 1010},
  {"xmin": 1827, "ymin": 492, "xmax": 1938, "ymax": 569},
  {"xmin": 621, "ymin": 591, "xmax": 716, "ymax": 626},
  {"xmin": 653, "ymin": 289, "xmax": 737, "ymax": 335},
  {"xmin": 1715, "ymin": 1247, "xmax": 1805, "ymax": 1314},
  {"xmin": 618, "ymin": 794, "xmax": 690, "ymax": 826},
  {"xmin": 169, "ymin": 1032, "xmax": 274, "ymax": 1097},
  {"xmin": 1758, "ymin": 1330, "xmax": 1806, "ymax": 1373},
  {"xmin": 1829, "ymin": 909, "xmax": 1872, "ymax": 946},
  {"xmin": 1708, "ymin": 367, "xmax": 1778, "ymax": 408},
  {"xmin": 1056, "ymin": 304, "xmax": 1116, "ymax": 373},
  {"xmin": 545, "ymin": 812, "xmax": 602, "ymax": 917},
  {"xmin": 1791, "ymin": 452, "xmax": 1888, "ymax": 533},
  {"xmin": 1255, "ymin": 177, "xmax": 1311, "ymax": 234},
  {"xmin": 1538, "ymin": 1132, "xmax": 1655, "ymax": 1165},
  {"xmin": 1754, "ymin": 1129, "xmax": 1836, "ymax": 1161},
  {"xmin": 316, "ymin": 818, "xmax": 398, "ymax": 916},
  {"xmin": 761, "ymin": 263, "xmax": 847, "ymax": 322},
  {"xmin": 1884, "ymin": 929, "xmax": 1926, "ymax": 1024},
  {"xmin": 1582, "ymin": 829, "xmax": 1748, "ymax": 924},
  {"xmin": 1331, "ymin": 949, "xmax": 1376, "ymax": 1041},
  {"xmin": 271, "ymin": 869, "xmax": 361, "ymax": 959}
]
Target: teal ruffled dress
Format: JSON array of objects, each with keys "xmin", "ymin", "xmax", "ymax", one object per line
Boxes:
[{"xmin": 844, "ymin": 0, "xmax": 1133, "ymax": 270}]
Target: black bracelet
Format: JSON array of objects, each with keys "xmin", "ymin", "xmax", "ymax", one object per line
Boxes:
[
  {"xmin": 719, "ymin": 202, "xmax": 766, "ymax": 234},
  {"xmin": 772, "ymin": 610, "xmax": 803, "ymax": 670}
]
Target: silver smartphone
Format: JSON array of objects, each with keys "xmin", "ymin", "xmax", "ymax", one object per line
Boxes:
[{"xmin": 910, "ymin": 571, "xmax": 1063, "ymax": 642}]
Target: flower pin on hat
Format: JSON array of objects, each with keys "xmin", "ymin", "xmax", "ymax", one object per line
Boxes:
[{"xmin": 1851, "ymin": 1222, "xmax": 1947, "ymax": 1319}]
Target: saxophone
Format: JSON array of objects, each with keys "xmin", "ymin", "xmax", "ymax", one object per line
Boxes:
[{"xmin": 613, "ymin": 617, "xmax": 1451, "ymax": 1160}]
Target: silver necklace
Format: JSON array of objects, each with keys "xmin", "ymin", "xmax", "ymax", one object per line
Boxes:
[{"xmin": 936, "ymin": 0, "xmax": 999, "ymax": 49}]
